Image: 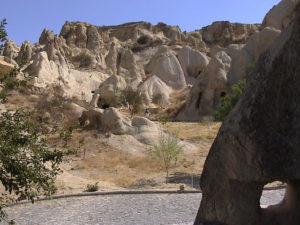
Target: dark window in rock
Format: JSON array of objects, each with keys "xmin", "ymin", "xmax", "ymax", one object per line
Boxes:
[
  {"xmin": 195, "ymin": 92, "xmax": 203, "ymax": 109},
  {"xmin": 220, "ymin": 92, "xmax": 226, "ymax": 97},
  {"xmin": 198, "ymin": 70, "xmax": 202, "ymax": 75}
]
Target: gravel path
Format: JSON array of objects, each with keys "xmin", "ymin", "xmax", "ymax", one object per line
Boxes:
[{"xmin": 1, "ymin": 189, "xmax": 285, "ymax": 225}]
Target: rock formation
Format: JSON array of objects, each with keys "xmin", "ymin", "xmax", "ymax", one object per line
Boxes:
[
  {"xmin": 194, "ymin": 2, "xmax": 300, "ymax": 224},
  {"xmin": 0, "ymin": 56, "xmax": 15, "ymax": 77},
  {"xmin": 178, "ymin": 8, "xmax": 282, "ymax": 121}
]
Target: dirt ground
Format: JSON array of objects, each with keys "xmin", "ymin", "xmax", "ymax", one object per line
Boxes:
[{"xmin": 53, "ymin": 121, "xmax": 222, "ymax": 194}]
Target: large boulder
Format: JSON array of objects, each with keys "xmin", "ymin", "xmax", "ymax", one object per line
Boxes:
[
  {"xmin": 0, "ymin": 56, "xmax": 15, "ymax": 78},
  {"xmin": 93, "ymin": 74, "xmax": 127, "ymax": 106},
  {"xmin": 146, "ymin": 46, "xmax": 186, "ymax": 90},
  {"xmin": 194, "ymin": 3, "xmax": 300, "ymax": 224},
  {"xmin": 80, "ymin": 107, "xmax": 134, "ymax": 135},
  {"xmin": 138, "ymin": 75, "xmax": 171, "ymax": 106},
  {"xmin": 262, "ymin": 0, "xmax": 299, "ymax": 30},
  {"xmin": 178, "ymin": 46, "xmax": 210, "ymax": 85}
]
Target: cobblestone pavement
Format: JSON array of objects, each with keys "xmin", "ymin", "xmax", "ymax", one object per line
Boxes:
[{"xmin": 1, "ymin": 189, "xmax": 285, "ymax": 225}]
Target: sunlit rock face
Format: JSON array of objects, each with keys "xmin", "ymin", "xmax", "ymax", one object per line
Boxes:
[{"xmin": 194, "ymin": 2, "xmax": 300, "ymax": 225}]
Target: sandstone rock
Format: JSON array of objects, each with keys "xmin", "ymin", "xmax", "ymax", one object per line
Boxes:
[
  {"xmin": 194, "ymin": 3, "xmax": 300, "ymax": 224},
  {"xmin": 118, "ymin": 48, "xmax": 144, "ymax": 82},
  {"xmin": 3, "ymin": 40, "xmax": 19, "ymax": 59},
  {"xmin": 93, "ymin": 74, "xmax": 127, "ymax": 106},
  {"xmin": 178, "ymin": 46, "xmax": 210, "ymax": 84},
  {"xmin": 146, "ymin": 46, "xmax": 186, "ymax": 90},
  {"xmin": 79, "ymin": 107, "xmax": 134, "ymax": 135},
  {"xmin": 177, "ymin": 51, "xmax": 231, "ymax": 121},
  {"xmin": 262, "ymin": 0, "xmax": 299, "ymax": 30},
  {"xmin": 16, "ymin": 40, "xmax": 32, "ymax": 65},
  {"xmin": 0, "ymin": 56, "xmax": 15, "ymax": 78},
  {"xmin": 201, "ymin": 21, "xmax": 260, "ymax": 48},
  {"xmin": 131, "ymin": 116, "xmax": 160, "ymax": 145},
  {"xmin": 138, "ymin": 75, "xmax": 171, "ymax": 106}
]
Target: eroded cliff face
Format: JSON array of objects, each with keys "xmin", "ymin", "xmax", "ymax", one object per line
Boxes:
[
  {"xmin": 2, "ymin": 0, "xmax": 297, "ymax": 119},
  {"xmin": 2, "ymin": 19, "xmax": 260, "ymax": 105},
  {"xmin": 194, "ymin": 2, "xmax": 300, "ymax": 225}
]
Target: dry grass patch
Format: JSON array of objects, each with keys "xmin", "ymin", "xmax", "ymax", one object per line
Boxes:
[{"xmin": 161, "ymin": 121, "xmax": 221, "ymax": 141}]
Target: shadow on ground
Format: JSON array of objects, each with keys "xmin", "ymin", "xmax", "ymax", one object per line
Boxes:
[{"xmin": 168, "ymin": 172, "xmax": 200, "ymax": 189}]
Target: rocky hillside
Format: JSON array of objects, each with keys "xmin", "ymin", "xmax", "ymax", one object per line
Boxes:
[{"xmin": 1, "ymin": 0, "xmax": 298, "ymax": 121}]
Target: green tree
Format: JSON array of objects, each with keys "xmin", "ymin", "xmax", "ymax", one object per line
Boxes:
[
  {"xmin": 154, "ymin": 131, "xmax": 182, "ymax": 184},
  {"xmin": 215, "ymin": 79, "xmax": 246, "ymax": 122},
  {"xmin": 0, "ymin": 18, "xmax": 7, "ymax": 52},
  {"xmin": 0, "ymin": 109, "xmax": 63, "ymax": 222}
]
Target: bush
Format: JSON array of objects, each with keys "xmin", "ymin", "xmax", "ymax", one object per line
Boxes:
[
  {"xmin": 152, "ymin": 93, "xmax": 163, "ymax": 106},
  {"xmin": 215, "ymin": 79, "xmax": 246, "ymax": 121},
  {"xmin": 85, "ymin": 182, "xmax": 99, "ymax": 192},
  {"xmin": 154, "ymin": 131, "xmax": 183, "ymax": 184},
  {"xmin": 72, "ymin": 53, "xmax": 92, "ymax": 67},
  {"xmin": 120, "ymin": 87, "xmax": 147, "ymax": 114},
  {"xmin": 0, "ymin": 109, "xmax": 63, "ymax": 222},
  {"xmin": 137, "ymin": 35, "xmax": 150, "ymax": 45}
]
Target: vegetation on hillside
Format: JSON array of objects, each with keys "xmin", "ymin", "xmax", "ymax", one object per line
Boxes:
[
  {"xmin": 0, "ymin": 110, "xmax": 63, "ymax": 222},
  {"xmin": 215, "ymin": 79, "xmax": 246, "ymax": 121}
]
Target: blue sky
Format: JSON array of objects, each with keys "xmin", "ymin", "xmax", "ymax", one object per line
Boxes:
[{"xmin": 1, "ymin": 0, "xmax": 281, "ymax": 45}]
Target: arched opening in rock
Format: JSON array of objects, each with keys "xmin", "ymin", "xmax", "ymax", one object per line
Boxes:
[
  {"xmin": 195, "ymin": 92, "xmax": 202, "ymax": 109},
  {"xmin": 260, "ymin": 181, "xmax": 300, "ymax": 225}
]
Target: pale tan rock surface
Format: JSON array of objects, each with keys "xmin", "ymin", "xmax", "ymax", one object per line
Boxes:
[
  {"xmin": 0, "ymin": 56, "xmax": 15, "ymax": 77},
  {"xmin": 138, "ymin": 75, "xmax": 171, "ymax": 106},
  {"xmin": 262, "ymin": 0, "xmax": 299, "ymax": 30},
  {"xmin": 146, "ymin": 46, "xmax": 186, "ymax": 90},
  {"xmin": 178, "ymin": 46, "xmax": 210, "ymax": 85}
]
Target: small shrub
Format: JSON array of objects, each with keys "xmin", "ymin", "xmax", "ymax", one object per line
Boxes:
[
  {"xmin": 0, "ymin": 91, "xmax": 7, "ymax": 103},
  {"xmin": 72, "ymin": 53, "xmax": 92, "ymax": 67},
  {"xmin": 154, "ymin": 131, "xmax": 183, "ymax": 184},
  {"xmin": 120, "ymin": 87, "xmax": 147, "ymax": 114},
  {"xmin": 152, "ymin": 93, "xmax": 163, "ymax": 106},
  {"xmin": 137, "ymin": 35, "xmax": 150, "ymax": 45},
  {"xmin": 85, "ymin": 182, "xmax": 99, "ymax": 192},
  {"xmin": 215, "ymin": 79, "xmax": 246, "ymax": 121}
]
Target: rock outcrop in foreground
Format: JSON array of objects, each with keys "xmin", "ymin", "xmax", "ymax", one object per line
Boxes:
[{"xmin": 194, "ymin": 2, "xmax": 300, "ymax": 225}]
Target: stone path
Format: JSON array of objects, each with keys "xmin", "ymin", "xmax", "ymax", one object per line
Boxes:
[{"xmin": 1, "ymin": 189, "xmax": 285, "ymax": 225}]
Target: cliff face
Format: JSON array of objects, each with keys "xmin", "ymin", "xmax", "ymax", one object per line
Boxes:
[
  {"xmin": 2, "ymin": 1, "xmax": 296, "ymax": 118},
  {"xmin": 1, "ymin": 19, "xmax": 259, "ymax": 105},
  {"xmin": 194, "ymin": 2, "xmax": 300, "ymax": 225}
]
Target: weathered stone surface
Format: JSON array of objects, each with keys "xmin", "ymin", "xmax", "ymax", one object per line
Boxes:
[
  {"xmin": 146, "ymin": 46, "xmax": 186, "ymax": 90},
  {"xmin": 194, "ymin": 3, "xmax": 300, "ymax": 224},
  {"xmin": 178, "ymin": 26, "xmax": 280, "ymax": 120},
  {"xmin": 0, "ymin": 56, "xmax": 15, "ymax": 77},
  {"xmin": 177, "ymin": 51, "xmax": 231, "ymax": 121},
  {"xmin": 201, "ymin": 21, "xmax": 260, "ymax": 48},
  {"xmin": 262, "ymin": 0, "xmax": 299, "ymax": 30},
  {"xmin": 3, "ymin": 40, "xmax": 19, "ymax": 59},
  {"xmin": 16, "ymin": 40, "xmax": 32, "ymax": 65},
  {"xmin": 178, "ymin": 46, "xmax": 210, "ymax": 84},
  {"xmin": 138, "ymin": 75, "xmax": 171, "ymax": 106}
]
